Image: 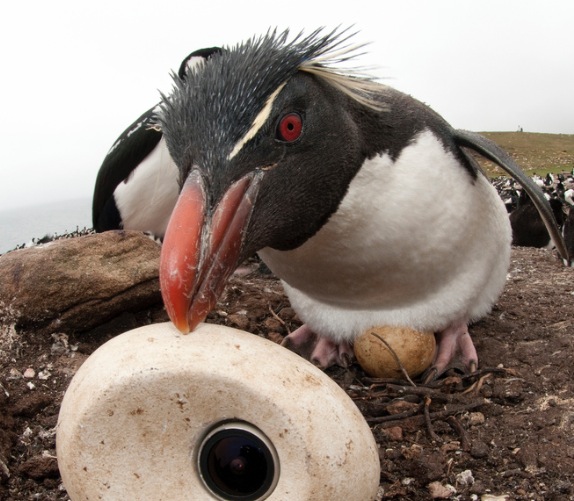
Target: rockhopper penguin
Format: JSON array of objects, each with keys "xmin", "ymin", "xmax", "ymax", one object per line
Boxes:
[
  {"xmin": 92, "ymin": 47, "xmax": 222, "ymax": 237},
  {"xmin": 158, "ymin": 28, "xmax": 568, "ymax": 374}
]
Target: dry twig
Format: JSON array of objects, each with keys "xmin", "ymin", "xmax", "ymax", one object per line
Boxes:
[
  {"xmin": 424, "ymin": 396, "xmax": 441, "ymax": 442},
  {"xmin": 369, "ymin": 332, "xmax": 417, "ymax": 387}
]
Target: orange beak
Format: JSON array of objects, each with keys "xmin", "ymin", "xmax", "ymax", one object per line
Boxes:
[{"xmin": 160, "ymin": 169, "xmax": 263, "ymax": 333}]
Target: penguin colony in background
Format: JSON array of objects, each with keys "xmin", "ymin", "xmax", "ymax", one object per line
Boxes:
[
  {"xmin": 92, "ymin": 28, "xmax": 570, "ymax": 376},
  {"xmin": 493, "ymin": 172, "xmax": 574, "ymax": 261}
]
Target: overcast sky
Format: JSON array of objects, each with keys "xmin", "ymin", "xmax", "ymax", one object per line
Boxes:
[{"xmin": 1, "ymin": 0, "xmax": 573, "ymax": 212}]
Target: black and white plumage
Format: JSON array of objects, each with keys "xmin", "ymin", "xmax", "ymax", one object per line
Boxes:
[
  {"xmin": 92, "ymin": 47, "xmax": 222, "ymax": 237},
  {"xmin": 563, "ymin": 208, "xmax": 574, "ymax": 266},
  {"xmin": 510, "ymin": 189, "xmax": 564, "ymax": 249},
  {"xmin": 559, "ymin": 176, "xmax": 574, "ymax": 206},
  {"xmin": 157, "ymin": 29, "xmax": 568, "ymax": 374}
]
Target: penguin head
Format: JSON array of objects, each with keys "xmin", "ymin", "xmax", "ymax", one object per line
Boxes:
[{"xmin": 158, "ymin": 28, "xmax": 384, "ymax": 332}]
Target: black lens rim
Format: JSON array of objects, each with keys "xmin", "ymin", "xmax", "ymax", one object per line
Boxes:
[{"xmin": 197, "ymin": 421, "xmax": 280, "ymax": 500}]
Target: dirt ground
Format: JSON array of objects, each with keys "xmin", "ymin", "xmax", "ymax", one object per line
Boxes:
[{"xmin": 1, "ymin": 244, "xmax": 573, "ymax": 500}]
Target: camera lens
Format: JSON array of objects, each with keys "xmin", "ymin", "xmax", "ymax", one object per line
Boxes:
[{"xmin": 198, "ymin": 422, "xmax": 279, "ymax": 500}]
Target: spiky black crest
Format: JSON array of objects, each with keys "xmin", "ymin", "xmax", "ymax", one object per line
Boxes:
[{"xmin": 159, "ymin": 27, "xmax": 382, "ymax": 177}]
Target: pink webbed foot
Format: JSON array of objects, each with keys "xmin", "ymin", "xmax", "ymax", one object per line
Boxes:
[
  {"xmin": 281, "ymin": 324, "xmax": 354, "ymax": 368},
  {"xmin": 425, "ymin": 320, "xmax": 478, "ymax": 381}
]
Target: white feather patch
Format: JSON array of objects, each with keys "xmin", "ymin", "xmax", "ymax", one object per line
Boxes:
[
  {"xmin": 114, "ymin": 137, "xmax": 179, "ymax": 237},
  {"xmin": 228, "ymin": 82, "xmax": 286, "ymax": 160}
]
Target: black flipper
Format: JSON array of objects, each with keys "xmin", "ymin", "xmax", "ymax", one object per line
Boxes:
[
  {"xmin": 92, "ymin": 106, "xmax": 162, "ymax": 232},
  {"xmin": 454, "ymin": 129, "xmax": 570, "ymax": 265}
]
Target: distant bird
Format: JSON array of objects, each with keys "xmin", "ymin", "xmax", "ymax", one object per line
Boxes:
[
  {"xmin": 563, "ymin": 208, "xmax": 574, "ymax": 266},
  {"xmin": 554, "ymin": 181, "xmax": 566, "ymax": 200},
  {"xmin": 92, "ymin": 47, "xmax": 222, "ymax": 237},
  {"xmin": 493, "ymin": 178, "xmax": 520, "ymax": 213},
  {"xmin": 157, "ymin": 29, "xmax": 568, "ymax": 375},
  {"xmin": 532, "ymin": 174, "xmax": 544, "ymax": 188},
  {"xmin": 510, "ymin": 189, "xmax": 564, "ymax": 248}
]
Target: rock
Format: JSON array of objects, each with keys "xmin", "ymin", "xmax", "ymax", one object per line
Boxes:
[
  {"xmin": 0, "ymin": 231, "xmax": 161, "ymax": 333},
  {"xmin": 226, "ymin": 312, "xmax": 250, "ymax": 330},
  {"xmin": 381, "ymin": 426, "xmax": 403, "ymax": 441},
  {"xmin": 467, "ymin": 411, "xmax": 486, "ymax": 426},
  {"xmin": 428, "ymin": 481, "xmax": 456, "ymax": 498},
  {"xmin": 11, "ymin": 393, "xmax": 53, "ymax": 417},
  {"xmin": 17, "ymin": 455, "xmax": 60, "ymax": 480},
  {"xmin": 470, "ymin": 440, "xmax": 490, "ymax": 459},
  {"xmin": 456, "ymin": 469, "xmax": 475, "ymax": 487}
]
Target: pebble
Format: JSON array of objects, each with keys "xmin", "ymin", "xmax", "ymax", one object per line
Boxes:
[
  {"xmin": 23, "ymin": 368, "xmax": 35, "ymax": 378},
  {"xmin": 456, "ymin": 469, "xmax": 475, "ymax": 486},
  {"xmin": 278, "ymin": 307, "xmax": 296, "ymax": 320},
  {"xmin": 428, "ymin": 481, "xmax": 456, "ymax": 499},
  {"xmin": 263, "ymin": 317, "xmax": 283, "ymax": 331},
  {"xmin": 467, "ymin": 411, "xmax": 486, "ymax": 426},
  {"xmin": 226, "ymin": 313, "xmax": 249, "ymax": 330},
  {"xmin": 470, "ymin": 441, "xmax": 490, "ymax": 459},
  {"xmin": 381, "ymin": 426, "xmax": 403, "ymax": 441},
  {"xmin": 246, "ymin": 307, "xmax": 268, "ymax": 320},
  {"xmin": 17, "ymin": 455, "xmax": 60, "ymax": 480},
  {"xmin": 554, "ymin": 480, "xmax": 572, "ymax": 494},
  {"xmin": 386, "ymin": 400, "xmax": 419, "ymax": 415},
  {"xmin": 266, "ymin": 331, "xmax": 285, "ymax": 344}
]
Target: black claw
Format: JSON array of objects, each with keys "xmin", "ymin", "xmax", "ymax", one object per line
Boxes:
[
  {"xmin": 422, "ymin": 366, "xmax": 439, "ymax": 384},
  {"xmin": 281, "ymin": 333, "xmax": 317, "ymax": 361},
  {"xmin": 311, "ymin": 357, "xmax": 326, "ymax": 369},
  {"xmin": 423, "ymin": 359, "xmax": 478, "ymax": 383},
  {"xmin": 340, "ymin": 352, "xmax": 352, "ymax": 368}
]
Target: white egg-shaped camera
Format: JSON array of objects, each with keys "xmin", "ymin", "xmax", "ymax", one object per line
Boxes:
[{"xmin": 56, "ymin": 322, "xmax": 380, "ymax": 500}]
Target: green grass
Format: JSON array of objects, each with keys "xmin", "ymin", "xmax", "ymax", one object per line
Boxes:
[{"xmin": 471, "ymin": 132, "xmax": 574, "ymax": 178}]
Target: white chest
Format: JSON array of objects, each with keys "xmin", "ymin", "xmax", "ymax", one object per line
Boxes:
[{"xmin": 114, "ymin": 138, "xmax": 179, "ymax": 237}]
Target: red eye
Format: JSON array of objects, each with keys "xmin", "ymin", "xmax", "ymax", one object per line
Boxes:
[{"xmin": 276, "ymin": 113, "xmax": 303, "ymax": 142}]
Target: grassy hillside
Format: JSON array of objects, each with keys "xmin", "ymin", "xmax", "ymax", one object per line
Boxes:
[{"xmin": 471, "ymin": 132, "xmax": 574, "ymax": 178}]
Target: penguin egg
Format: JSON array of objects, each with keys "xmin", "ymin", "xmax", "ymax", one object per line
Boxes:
[{"xmin": 354, "ymin": 326, "xmax": 436, "ymax": 379}]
